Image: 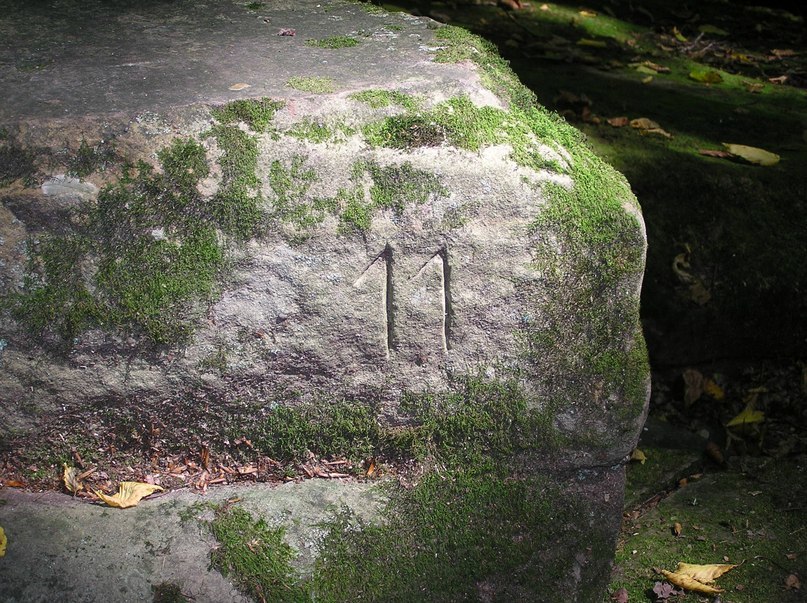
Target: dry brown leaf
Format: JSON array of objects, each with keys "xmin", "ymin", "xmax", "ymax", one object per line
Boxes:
[
  {"xmin": 228, "ymin": 83, "xmax": 251, "ymax": 91},
  {"xmin": 661, "ymin": 570, "xmax": 723, "ymax": 594},
  {"xmin": 607, "ymin": 116, "xmax": 629, "ymax": 127},
  {"xmin": 2, "ymin": 480, "xmax": 25, "ymax": 488},
  {"xmin": 673, "ymin": 522, "xmax": 683, "ymax": 537},
  {"xmin": 785, "ymin": 574, "xmax": 801, "ymax": 590},
  {"xmin": 94, "ymin": 482, "xmax": 164, "ymax": 509},
  {"xmin": 62, "ymin": 463, "xmax": 83, "ymax": 494},
  {"xmin": 768, "ymin": 75, "xmax": 788, "ymax": 84},
  {"xmin": 683, "ymin": 368, "xmax": 704, "ymax": 406},
  {"xmin": 676, "ymin": 562, "xmax": 738, "ymax": 583}
]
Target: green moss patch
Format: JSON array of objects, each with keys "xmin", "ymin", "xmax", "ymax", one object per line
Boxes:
[
  {"xmin": 286, "ymin": 77, "xmax": 336, "ymax": 94},
  {"xmin": 313, "ymin": 470, "xmax": 599, "ymax": 602},
  {"xmin": 349, "ymin": 89, "xmax": 418, "ymax": 110},
  {"xmin": 338, "ymin": 160, "xmax": 447, "ymax": 232},
  {"xmin": 432, "ymin": 25, "xmax": 537, "ymax": 111},
  {"xmin": 613, "ymin": 460, "xmax": 807, "ymax": 603},
  {"xmin": 210, "ymin": 505, "xmax": 307, "ymax": 603},
  {"xmin": 211, "ymin": 98, "xmax": 284, "ymax": 133},
  {"xmin": 304, "ymin": 36, "xmax": 359, "ymax": 49},
  {"xmin": 7, "ymin": 127, "xmax": 269, "ymax": 345}
]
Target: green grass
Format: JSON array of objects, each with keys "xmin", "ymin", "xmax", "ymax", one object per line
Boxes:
[{"xmin": 286, "ymin": 76, "xmax": 336, "ymax": 94}]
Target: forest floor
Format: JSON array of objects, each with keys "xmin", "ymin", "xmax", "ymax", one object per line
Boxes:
[{"xmin": 375, "ymin": 0, "xmax": 807, "ymax": 601}]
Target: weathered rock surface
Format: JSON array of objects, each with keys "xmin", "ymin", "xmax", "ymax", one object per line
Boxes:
[{"xmin": 0, "ymin": 0, "xmax": 649, "ymax": 600}]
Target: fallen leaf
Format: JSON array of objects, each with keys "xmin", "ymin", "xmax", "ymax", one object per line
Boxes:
[
  {"xmin": 689, "ymin": 70, "xmax": 724, "ymax": 84},
  {"xmin": 722, "ymin": 143, "xmax": 780, "ymax": 166},
  {"xmin": 652, "ymin": 581, "xmax": 682, "ymax": 599},
  {"xmin": 768, "ymin": 75, "xmax": 788, "ymax": 84},
  {"xmin": 698, "ymin": 149, "xmax": 732, "ymax": 158},
  {"xmin": 641, "ymin": 76, "xmax": 654, "ymax": 85},
  {"xmin": 698, "ymin": 24, "xmax": 729, "ymax": 36},
  {"xmin": 228, "ymin": 83, "xmax": 251, "ymax": 91},
  {"xmin": 579, "ymin": 10, "xmax": 597, "ymax": 17},
  {"xmin": 1, "ymin": 480, "xmax": 25, "ymax": 488},
  {"xmin": 62, "ymin": 463, "xmax": 83, "ymax": 494},
  {"xmin": 630, "ymin": 117, "xmax": 661, "ymax": 130},
  {"xmin": 676, "ymin": 562, "xmax": 737, "ymax": 583},
  {"xmin": 577, "ymin": 38, "xmax": 608, "ymax": 48},
  {"xmin": 673, "ymin": 27, "xmax": 688, "ymax": 43},
  {"xmin": 607, "ymin": 116, "xmax": 629, "ymax": 127},
  {"xmin": 706, "ymin": 441, "xmax": 725, "ymax": 464},
  {"xmin": 787, "ymin": 553, "xmax": 798, "ymax": 560},
  {"xmin": 683, "ymin": 368, "xmax": 704, "ymax": 406},
  {"xmin": 630, "ymin": 448, "xmax": 647, "ymax": 464},
  {"xmin": 366, "ymin": 458, "xmax": 377, "ymax": 477},
  {"xmin": 661, "ymin": 570, "xmax": 723, "ymax": 594},
  {"xmin": 611, "ymin": 587, "xmax": 629, "ymax": 602},
  {"xmin": 539, "ymin": 3, "xmax": 550, "ymax": 11},
  {"xmin": 727, "ymin": 405, "xmax": 764, "ymax": 427},
  {"xmin": 771, "ymin": 49, "xmax": 797, "ymax": 58},
  {"xmin": 673, "ymin": 522, "xmax": 683, "ymax": 537},
  {"xmin": 638, "ymin": 60, "xmax": 670, "ymax": 73},
  {"xmin": 644, "ymin": 127, "xmax": 672, "ymax": 138},
  {"xmin": 94, "ymin": 482, "xmax": 164, "ymax": 509},
  {"xmin": 704, "ymin": 378, "xmax": 725, "ymax": 400},
  {"xmin": 0, "ymin": 526, "xmax": 6, "ymax": 557}
]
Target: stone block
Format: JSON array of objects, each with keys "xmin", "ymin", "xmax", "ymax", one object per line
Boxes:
[{"xmin": 0, "ymin": 1, "xmax": 649, "ymax": 600}]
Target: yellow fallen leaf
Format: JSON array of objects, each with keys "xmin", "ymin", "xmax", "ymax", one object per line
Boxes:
[
  {"xmin": 661, "ymin": 569, "xmax": 723, "ymax": 594},
  {"xmin": 228, "ymin": 83, "xmax": 251, "ymax": 91},
  {"xmin": 630, "ymin": 117, "xmax": 661, "ymax": 130},
  {"xmin": 579, "ymin": 9, "xmax": 597, "ymax": 17},
  {"xmin": 630, "ymin": 448, "xmax": 647, "ymax": 464},
  {"xmin": 673, "ymin": 27, "xmax": 687, "ymax": 43},
  {"xmin": 689, "ymin": 70, "xmax": 723, "ymax": 84},
  {"xmin": 698, "ymin": 24, "xmax": 729, "ymax": 36},
  {"xmin": 0, "ymin": 526, "xmax": 6, "ymax": 557},
  {"xmin": 63, "ymin": 463, "xmax": 82, "ymax": 494},
  {"xmin": 704, "ymin": 378, "xmax": 725, "ymax": 400},
  {"xmin": 727, "ymin": 405, "xmax": 764, "ymax": 427},
  {"xmin": 644, "ymin": 127, "xmax": 672, "ymax": 138},
  {"xmin": 722, "ymin": 143, "xmax": 780, "ymax": 166},
  {"xmin": 94, "ymin": 482, "xmax": 164, "ymax": 509},
  {"xmin": 676, "ymin": 562, "xmax": 738, "ymax": 583}
]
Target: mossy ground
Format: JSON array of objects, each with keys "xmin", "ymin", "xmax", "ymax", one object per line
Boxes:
[{"xmin": 612, "ymin": 454, "xmax": 807, "ymax": 603}]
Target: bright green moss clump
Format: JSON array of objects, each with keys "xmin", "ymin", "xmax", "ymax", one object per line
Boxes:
[
  {"xmin": 286, "ymin": 76, "xmax": 336, "ymax": 94},
  {"xmin": 305, "ymin": 36, "xmax": 359, "ymax": 49},
  {"xmin": 211, "ymin": 98, "xmax": 285, "ymax": 133},
  {"xmin": 210, "ymin": 505, "xmax": 306, "ymax": 603},
  {"xmin": 433, "ymin": 25, "xmax": 537, "ymax": 111}
]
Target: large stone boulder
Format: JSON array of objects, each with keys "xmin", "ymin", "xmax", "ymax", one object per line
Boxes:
[{"xmin": 0, "ymin": 0, "xmax": 649, "ymax": 600}]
